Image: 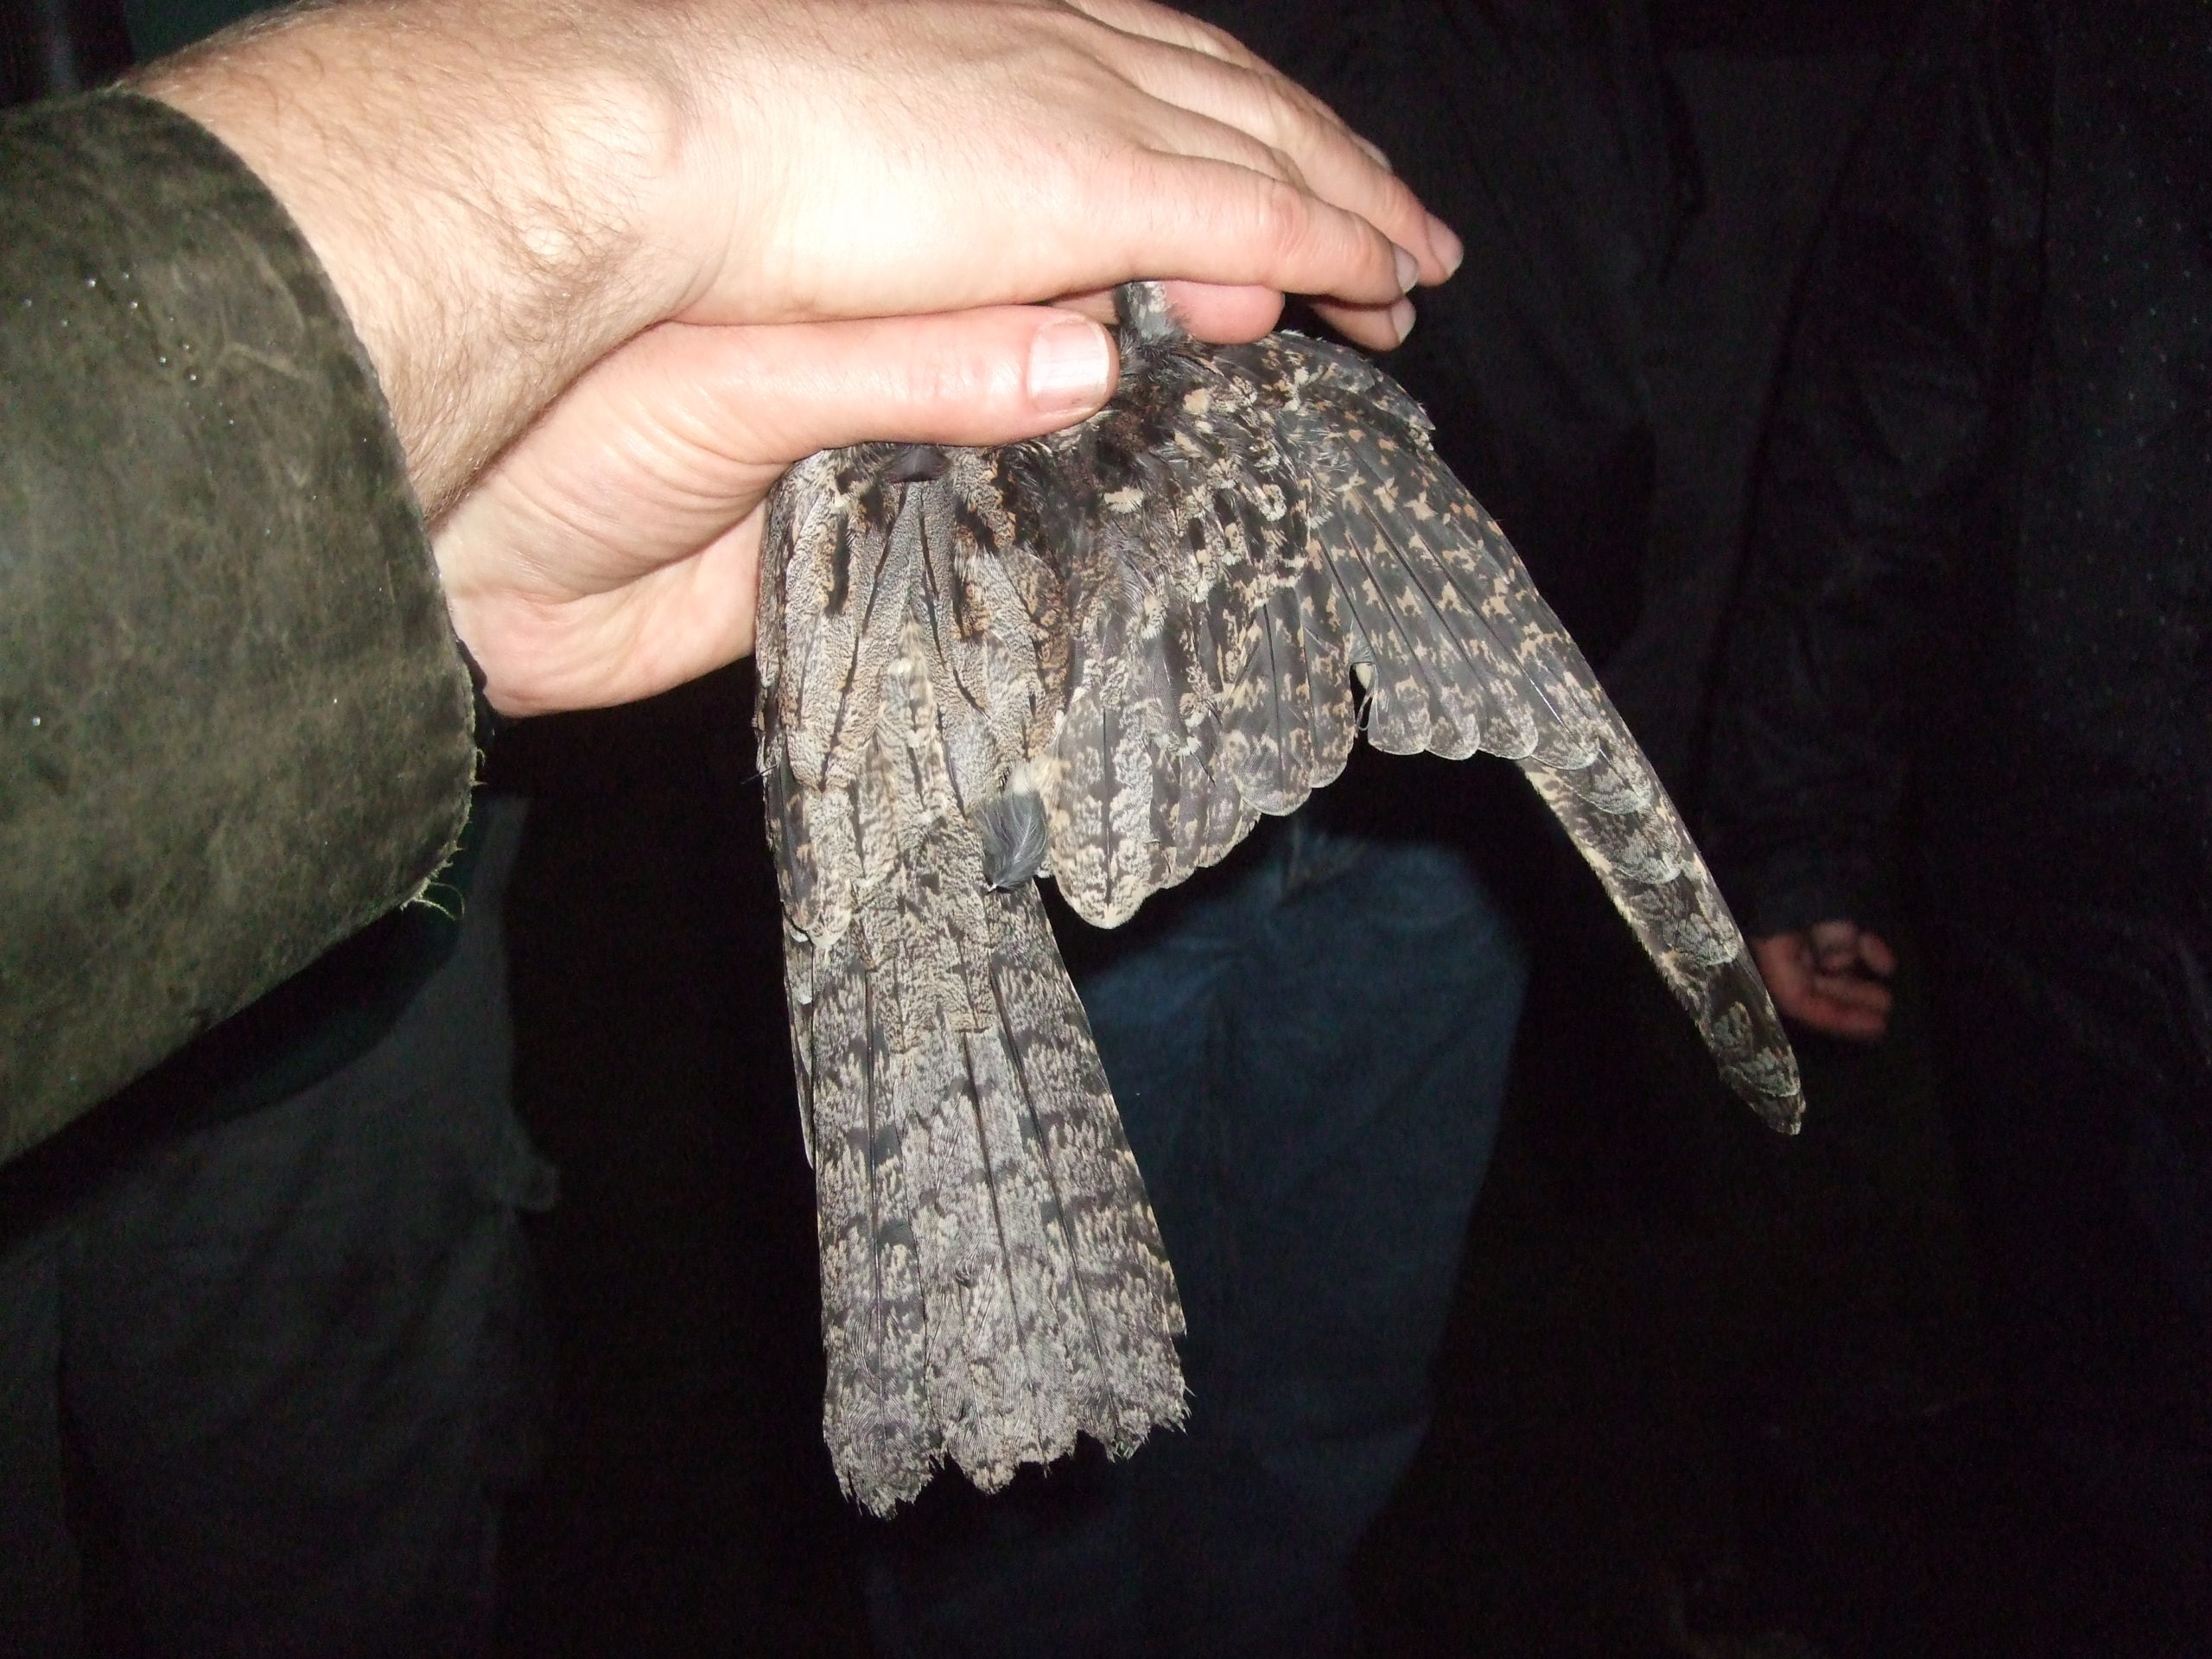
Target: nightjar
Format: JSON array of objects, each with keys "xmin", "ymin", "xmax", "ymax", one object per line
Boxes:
[{"xmin": 755, "ymin": 282, "xmax": 1802, "ymax": 1516}]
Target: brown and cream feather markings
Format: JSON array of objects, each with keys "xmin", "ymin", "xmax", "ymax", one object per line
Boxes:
[{"xmin": 755, "ymin": 282, "xmax": 1802, "ymax": 1516}]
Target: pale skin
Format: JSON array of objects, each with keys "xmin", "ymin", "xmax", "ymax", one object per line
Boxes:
[
  {"xmin": 432, "ymin": 308, "xmax": 1130, "ymax": 716},
  {"xmin": 139, "ymin": 0, "xmax": 1465, "ymax": 716},
  {"xmin": 1751, "ymin": 920, "xmax": 1897, "ymax": 1042}
]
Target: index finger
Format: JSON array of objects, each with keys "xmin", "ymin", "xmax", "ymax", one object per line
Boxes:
[
  {"xmin": 1067, "ymin": 4, "xmax": 1456, "ymax": 285},
  {"xmin": 1103, "ymin": 142, "xmax": 1415, "ymax": 309}
]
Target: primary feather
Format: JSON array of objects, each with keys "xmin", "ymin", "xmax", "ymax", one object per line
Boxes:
[{"xmin": 758, "ymin": 282, "xmax": 1802, "ymax": 1515}]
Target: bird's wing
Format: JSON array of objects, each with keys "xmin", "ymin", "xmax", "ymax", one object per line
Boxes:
[
  {"xmin": 1255, "ymin": 331, "xmax": 1800, "ymax": 1127},
  {"xmin": 1001, "ymin": 329, "xmax": 1347, "ymax": 926},
  {"xmin": 996, "ymin": 302, "xmax": 1801, "ymax": 1128}
]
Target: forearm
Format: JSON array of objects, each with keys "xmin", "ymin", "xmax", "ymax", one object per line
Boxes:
[{"xmin": 138, "ymin": 0, "xmax": 688, "ymax": 516}]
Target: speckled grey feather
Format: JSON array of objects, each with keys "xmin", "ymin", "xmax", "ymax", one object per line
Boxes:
[{"xmin": 758, "ymin": 283, "xmax": 1802, "ymax": 1515}]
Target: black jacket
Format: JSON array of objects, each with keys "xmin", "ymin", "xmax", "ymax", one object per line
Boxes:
[{"xmin": 1705, "ymin": 0, "xmax": 2212, "ymax": 1069}]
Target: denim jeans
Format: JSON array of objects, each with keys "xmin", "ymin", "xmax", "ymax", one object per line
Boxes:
[{"xmin": 868, "ymin": 810, "xmax": 1529, "ymax": 1658}]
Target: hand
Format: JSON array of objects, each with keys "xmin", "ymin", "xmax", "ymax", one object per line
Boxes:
[
  {"xmin": 434, "ymin": 304, "xmax": 1129, "ymax": 715},
  {"xmin": 1751, "ymin": 921, "xmax": 1898, "ymax": 1042},
  {"xmin": 143, "ymin": 0, "xmax": 1455, "ymax": 514}
]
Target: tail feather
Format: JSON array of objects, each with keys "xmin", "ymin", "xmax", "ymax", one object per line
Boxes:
[
  {"xmin": 795, "ymin": 837, "xmax": 1185, "ymax": 1513},
  {"xmin": 775, "ymin": 616, "xmax": 1186, "ymax": 1516},
  {"xmin": 798, "ymin": 925, "xmax": 931, "ymax": 1509},
  {"xmin": 981, "ymin": 887, "xmax": 1185, "ymax": 1447}
]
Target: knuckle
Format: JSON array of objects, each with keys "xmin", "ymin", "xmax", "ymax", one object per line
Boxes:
[
  {"xmin": 1245, "ymin": 178, "xmax": 1315, "ymax": 263},
  {"xmin": 1185, "ymin": 16, "xmax": 1258, "ymax": 66}
]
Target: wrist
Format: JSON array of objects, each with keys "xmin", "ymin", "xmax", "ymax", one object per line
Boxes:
[{"xmin": 139, "ymin": 0, "xmax": 689, "ymax": 514}]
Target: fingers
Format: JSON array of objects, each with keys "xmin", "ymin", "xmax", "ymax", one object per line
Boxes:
[
  {"xmin": 1121, "ymin": 75, "xmax": 1446, "ymax": 294},
  {"xmin": 1057, "ymin": 282, "xmax": 1286, "ymax": 340},
  {"xmin": 1751, "ymin": 932, "xmax": 1819, "ymax": 1018},
  {"xmin": 1067, "ymin": 0, "xmax": 1452, "ymax": 281},
  {"xmin": 1062, "ymin": 0, "xmax": 1366, "ymax": 154},
  {"xmin": 1805, "ymin": 964, "xmax": 1895, "ymax": 1027},
  {"xmin": 1857, "ymin": 929, "xmax": 1899, "ymax": 976},
  {"xmin": 1060, "ymin": 0, "xmax": 1267, "ymax": 67},
  {"xmin": 1752, "ymin": 929, "xmax": 1894, "ymax": 1043},
  {"xmin": 1808, "ymin": 918, "xmax": 1860, "ymax": 973},
  {"xmin": 1109, "ymin": 147, "xmax": 1409, "ymax": 310},
  {"xmin": 1056, "ymin": 281, "xmax": 1409, "ymax": 353},
  {"xmin": 1310, "ymin": 296, "xmax": 1417, "ymax": 351},
  {"xmin": 1157, "ymin": 281, "xmax": 1287, "ymax": 340}
]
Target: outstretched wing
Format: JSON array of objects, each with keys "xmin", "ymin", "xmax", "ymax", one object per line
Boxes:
[
  {"xmin": 1258, "ymin": 329, "xmax": 1800, "ymax": 1126},
  {"xmin": 1000, "ymin": 286, "xmax": 1802, "ymax": 1129}
]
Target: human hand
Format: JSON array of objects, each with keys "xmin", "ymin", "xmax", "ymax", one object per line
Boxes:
[
  {"xmin": 143, "ymin": 0, "xmax": 1454, "ymax": 515},
  {"xmin": 1751, "ymin": 921, "xmax": 1897, "ymax": 1042},
  {"xmin": 434, "ymin": 304, "xmax": 1126, "ymax": 715}
]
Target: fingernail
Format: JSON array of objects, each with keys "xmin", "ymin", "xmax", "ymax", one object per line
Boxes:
[
  {"xmin": 1392, "ymin": 243, "xmax": 1421, "ymax": 294},
  {"xmin": 1427, "ymin": 213, "xmax": 1464, "ymax": 277},
  {"xmin": 1356, "ymin": 134, "xmax": 1393, "ymax": 172},
  {"xmin": 1028, "ymin": 315, "xmax": 1114, "ymax": 413},
  {"xmin": 1389, "ymin": 296, "xmax": 1415, "ymax": 344}
]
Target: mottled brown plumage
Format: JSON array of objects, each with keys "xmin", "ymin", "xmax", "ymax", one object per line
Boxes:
[{"xmin": 756, "ymin": 282, "xmax": 1802, "ymax": 1516}]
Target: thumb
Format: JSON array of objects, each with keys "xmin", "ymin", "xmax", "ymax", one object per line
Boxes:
[{"xmin": 634, "ymin": 308, "xmax": 1121, "ymax": 465}]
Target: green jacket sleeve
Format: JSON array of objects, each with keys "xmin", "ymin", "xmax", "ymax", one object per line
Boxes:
[{"xmin": 0, "ymin": 90, "xmax": 476, "ymax": 1163}]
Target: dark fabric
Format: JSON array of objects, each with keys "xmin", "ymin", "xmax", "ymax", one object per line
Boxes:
[
  {"xmin": 0, "ymin": 0, "xmax": 133, "ymax": 105},
  {"xmin": 1706, "ymin": 0, "xmax": 2212, "ymax": 953},
  {"xmin": 1931, "ymin": 915, "xmax": 2212, "ymax": 1648},
  {"xmin": 123, "ymin": 0, "xmax": 258, "ymax": 61},
  {"xmin": 1703, "ymin": 3, "xmax": 2212, "ymax": 1643},
  {"xmin": 1704, "ymin": 0, "xmax": 2212, "ymax": 1157},
  {"xmin": 28, "ymin": 0, "xmax": 505, "ymax": 1156},
  {"xmin": 868, "ymin": 822, "xmax": 1529, "ymax": 1658},
  {"xmin": 0, "ymin": 811, "xmax": 494, "ymax": 1256},
  {"xmin": 1650, "ymin": 0, "xmax": 1923, "ymax": 54},
  {"xmin": 0, "ymin": 90, "xmax": 476, "ymax": 1165},
  {"xmin": 0, "ymin": 795, "xmax": 552, "ymax": 1659}
]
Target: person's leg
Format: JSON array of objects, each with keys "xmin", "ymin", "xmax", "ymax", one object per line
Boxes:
[
  {"xmin": 1128, "ymin": 821, "xmax": 1525, "ymax": 1656},
  {"xmin": 57, "ymin": 796, "xmax": 553, "ymax": 1659},
  {"xmin": 0, "ymin": 1232, "xmax": 78, "ymax": 1658}
]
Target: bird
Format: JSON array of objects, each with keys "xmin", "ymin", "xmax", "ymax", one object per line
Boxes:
[{"xmin": 754, "ymin": 281, "xmax": 1802, "ymax": 1516}]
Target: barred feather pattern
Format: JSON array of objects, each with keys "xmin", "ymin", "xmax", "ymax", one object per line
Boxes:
[{"xmin": 758, "ymin": 283, "xmax": 1802, "ymax": 1515}]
